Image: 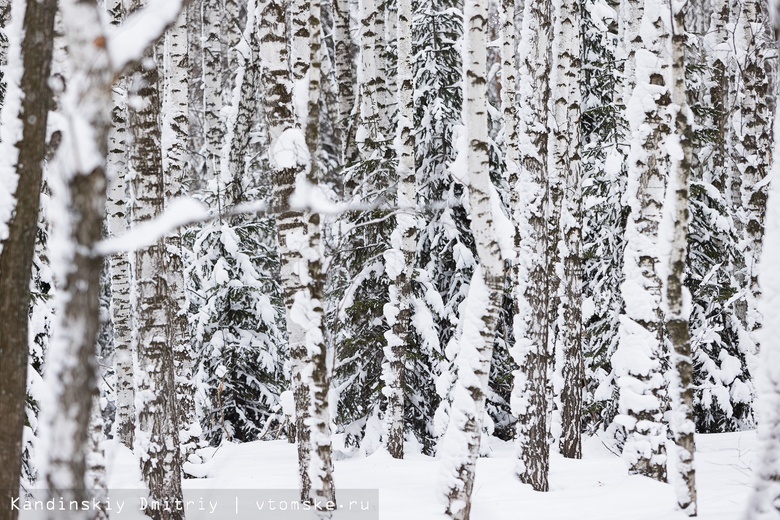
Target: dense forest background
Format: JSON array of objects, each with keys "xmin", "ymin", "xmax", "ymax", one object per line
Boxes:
[{"xmin": 1, "ymin": 0, "xmax": 780, "ymax": 518}]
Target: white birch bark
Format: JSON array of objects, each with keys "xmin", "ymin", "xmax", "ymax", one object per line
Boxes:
[
  {"xmin": 301, "ymin": 1, "xmax": 337, "ymax": 509},
  {"xmin": 259, "ymin": 0, "xmax": 314, "ymax": 501},
  {"xmin": 129, "ymin": 35, "xmax": 186, "ymax": 520},
  {"xmin": 333, "ymin": 0, "xmax": 357, "ymax": 163},
  {"xmin": 40, "ymin": 1, "xmax": 113, "ymax": 516},
  {"xmin": 105, "ymin": 0, "xmax": 135, "ymax": 450},
  {"xmin": 382, "ymin": 0, "xmax": 415, "ymax": 460},
  {"xmin": 441, "ymin": 0, "xmax": 506, "ymax": 517},
  {"xmin": 730, "ymin": 0, "xmax": 773, "ymax": 367},
  {"xmin": 357, "ymin": 0, "xmax": 383, "ymax": 158},
  {"xmin": 511, "ymin": 0, "xmax": 552, "ymax": 492},
  {"xmin": 744, "ymin": 114, "xmax": 780, "ymax": 520},
  {"xmin": 613, "ymin": 0, "xmax": 670, "ymax": 483},
  {"xmin": 163, "ymin": 5, "xmax": 199, "ymax": 456},
  {"xmin": 202, "ymin": 0, "xmax": 225, "ymax": 185},
  {"xmin": 39, "ymin": 3, "xmax": 186, "ymax": 517},
  {"xmin": 550, "ymin": 0, "xmax": 584, "ymax": 460},
  {"xmin": 665, "ymin": 0, "xmax": 696, "ymax": 512}
]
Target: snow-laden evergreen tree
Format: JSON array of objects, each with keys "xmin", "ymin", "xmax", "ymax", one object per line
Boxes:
[
  {"xmin": 511, "ymin": 0, "xmax": 552, "ymax": 491},
  {"xmin": 440, "ymin": 0, "xmax": 507, "ymax": 517},
  {"xmin": 0, "ymin": 0, "xmax": 56, "ymax": 515},
  {"xmin": 414, "ymin": 0, "xmax": 468, "ymax": 455},
  {"xmin": 613, "ymin": 0, "xmax": 670, "ymax": 482},
  {"xmin": 679, "ymin": 0, "xmax": 754, "ymax": 434},
  {"xmin": 581, "ymin": 0, "xmax": 626, "ymax": 436}
]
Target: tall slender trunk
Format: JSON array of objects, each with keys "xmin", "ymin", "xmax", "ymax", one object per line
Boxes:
[
  {"xmin": 0, "ymin": 0, "xmax": 56, "ymax": 517},
  {"xmin": 202, "ymin": 0, "xmax": 225, "ymax": 186},
  {"xmin": 614, "ymin": 0, "xmax": 671, "ymax": 483},
  {"xmin": 441, "ymin": 0, "xmax": 505, "ymax": 517},
  {"xmin": 163, "ymin": 5, "xmax": 199, "ymax": 456},
  {"xmin": 105, "ymin": 0, "xmax": 135, "ymax": 450},
  {"xmin": 302, "ymin": 0, "xmax": 337, "ymax": 509},
  {"xmin": 666, "ymin": 0, "xmax": 697, "ymax": 514},
  {"xmin": 40, "ymin": 0, "xmax": 112, "ymax": 515},
  {"xmin": 334, "ymin": 0, "xmax": 357, "ymax": 162},
  {"xmin": 511, "ymin": 0, "xmax": 552, "ymax": 492},
  {"xmin": 382, "ymin": 0, "xmax": 415, "ymax": 460},
  {"xmin": 258, "ymin": 0, "xmax": 313, "ymax": 501},
  {"xmin": 128, "ymin": 12, "xmax": 184, "ymax": 516},
  {"xmin": 551, "ymin": 0, "xmax": 584, "ymax": 459}
]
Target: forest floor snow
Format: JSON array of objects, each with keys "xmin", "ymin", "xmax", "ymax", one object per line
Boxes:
[{"xmin": 24, "ymin": 430, "xmax": 755, "ymax": 519}]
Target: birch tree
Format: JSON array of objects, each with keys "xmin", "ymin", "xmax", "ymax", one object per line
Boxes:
[
  {"xmin": 511, "ymin": 0, "xmax": 552, "ymax": 492},
  {"xmin": 0, "ymin": 0, "xmax": 56, "ymax": 516},
  {"xmin": 38, "ymin": 2, "xmax": 186, "ymax": 517},
  {"xmin": 162, "ymin": 4, "xmax": 199, "ymax": 455},
  {"xmin": 550, "ymin": 0, "xmax": 584, "ymax": 459},
  {"xmin": 613, "ymin": 0, "xmax": 670, "ymax": 483},
  {"xmin": 127, "ymin": 15, "xmax": 185, "ymax": 516},
  {"xmin": 665, "ymin": 0, "xmax": 696, "ymax": 512},
  {"xmin": 382, "ymin": 0, "xmax": 416, "ymax": 459},
  {"xmin": 105, "ymin": 0, "xmax": 134, "ymax": 449},
  {"xmin": 441, "ymin": 0, "xmax": 506, "ymax": 516},
  {"xmin": 729, "ymin": 0, "xmax": 773, "ymax": 363}
]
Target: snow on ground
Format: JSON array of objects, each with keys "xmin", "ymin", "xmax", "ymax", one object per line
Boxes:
[{"xmin": 19, "ymin": 431, "xmax": 756, "ymax": 519}]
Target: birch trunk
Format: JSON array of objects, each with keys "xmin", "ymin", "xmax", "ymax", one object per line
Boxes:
[
  {"xmin": 40, "ymin": 2, "xmax": 186, "ymax": 517},
  {"xmin": 357, "ymin": 0, "xmax": 382, "ymax": 158},
  {"xmin": 730, "ymin": 0, "xmax": 773, "ymax": 363},
  {"xmin": 259, "ymin": 0, "xmax": 313, "ymax": 501},
  {"xmin": 0, "ymin": 0, "xmax": 56, "ymax": 517},
  {"xmin": 128, "ymin": 27, "xmax": 184, "ymax": 519},
  {"xmin": 40, "ymin": 0, "xmax": 112, "ymax": 515},
  {"xmin": 382, "ymin": 0, "xmax": 415, "ymax": 460},
  {"xmin": 202, "ymin": 0, "xmax": 225, "ymax": 185},
  {"xmin": 334, "ymin": 0, "xmax": 357, "ymax": 162},
  {"xmin": 302, "ymin": 1, "xmax": 337, "ymax": 508},
  {"xmin": 511, "ymin": 0, "xmax": 552, "ymax": 492},
  {"xmin": 666, "ymin": 0, "xmax": 696, "ymax": 513},
  {"xmin": 163, "ymin": 5, "xmax": 199, "ymax": 456},
  {"xmin": 550, "ymin": 0, "xmax": 584, "ymax": 460},
  {"xmin": 442, "ymin": 0, "xmax": 505, "ymax": 517},
  {"xmin": 614, "ymin": 0, "xmax": 670, "ymax": 483},
  {"xmin": 105, "ymin": 0, "xmax": 135, "ymax": 450}
]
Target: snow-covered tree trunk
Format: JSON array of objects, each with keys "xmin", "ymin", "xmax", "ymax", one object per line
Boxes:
[
  {"xmin": 665, "ymin": 0, "xmax": 696, "ymax": 512},
  {"xmin": 223, "ymin": 0, "xmax": 259, "ymax": 206},
  {"xmin": 128, "ymin": 16, "xmax": 184, "ymax": 517},
  {"xmin": 105, "ymin": 0, "xmax": 135, "ymax": 450},
  {"xmin": 382, "ymin": 0, "xmax": 416, "ymax": 460},
  {"xmin": 511, "ymin": 0, "xmax": 552, "ymax": 492},
  {"xmin": 40, "ymin": 0, "xmax": 112, "ymax": 514},
  {"xmin": 0, "ymin": 0, "xmax": 56, "ymax": 516},
  {"xmin": 730, "ymin": 0, "xmax": 773, "ymax": 362},
  {"xmin": 259, "ymin": 0, "xmax": 313, "ymax": 501},
  {"xmin": 334, "ymin": 0, "xmax": 357, "ymax": 162},
  {"xmin": 163, "ymin": 5, "xmax": 199, "ymax": 456},
  {"xmin": 86, "ymin": 397, "xmax": 108, "ymax": 520},
  {"xmin": 202, "ymin": 0, "xmax": 225, "ymax": 185},
  {"xmin": 357, "ymin": 0, "xmax": 383, "ymax": 158},
  {"xmin": 39, "ymin": 2, "xmax": 186, "ymax": 516},
  {"xmin": 613, "ymin": 0, "xmax": 670, "ymax": 483},
  {"xmin": 301, "ymin": 0, "xmax": 337, "ymax": 508},
  {"xmin": 550, "ymin": 0, "xmax": 584, "ymax": 460},
  {"xmin": 441, "ymin": 0, "xmax": 506, "ymax": 517},
  {"xmin": 744, "ymin": 108, "xmax": 780, "ymax": 520}
]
